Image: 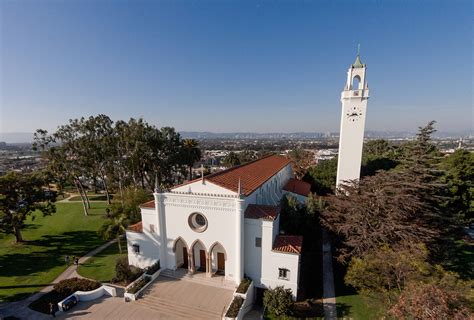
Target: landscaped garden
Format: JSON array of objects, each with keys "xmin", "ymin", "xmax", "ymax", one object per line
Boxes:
[
  {"xmin": 77, "ymin": 239, "xmax": 127, "ymax": 282},
  {"xmin": 0, "ymin": 202, "xmax": 108, "ymax": 302}
]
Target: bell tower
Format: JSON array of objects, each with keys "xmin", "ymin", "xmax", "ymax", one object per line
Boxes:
[{"xmin": 336, "ymin": 47, "xmax": 369, "ymax": 190}]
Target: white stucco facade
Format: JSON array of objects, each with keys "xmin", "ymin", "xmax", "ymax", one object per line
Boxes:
[
  {"xmin": 336, "ymin": 54, "xmax": 369, "ymax": 189},
  {"xmin": 126, "ymin": 156, "xmax": 303, "ymax": 298}
]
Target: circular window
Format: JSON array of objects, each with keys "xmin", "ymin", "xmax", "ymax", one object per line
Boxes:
[{"xmin": 188, "ymin": 213, "xmax": 208, "ymax": 233}]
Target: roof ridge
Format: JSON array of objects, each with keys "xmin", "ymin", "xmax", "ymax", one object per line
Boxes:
[{"xmin": 204, "ymin": 154, "xmax": 279, "ymax": 180}]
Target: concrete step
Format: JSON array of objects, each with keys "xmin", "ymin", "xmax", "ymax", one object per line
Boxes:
[
  {"xmin": 160, "ymin": 269, "xmax": 236, "ymax": 289},
  {"xmin": 138, "ymin": 295, "xmax": 222, "ymax": 320}
]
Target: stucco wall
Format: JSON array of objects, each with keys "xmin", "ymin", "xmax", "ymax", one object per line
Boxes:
[{"xmin": 126, "ymin": 230, "xmax": 160, "ymax": 269}]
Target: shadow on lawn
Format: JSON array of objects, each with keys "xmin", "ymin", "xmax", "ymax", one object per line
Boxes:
[{"xmin": 0, "ymin": 231, "xmax": 103, "ymax": 278}]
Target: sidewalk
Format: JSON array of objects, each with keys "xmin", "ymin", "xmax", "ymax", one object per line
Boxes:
[
  {"xmin": 0, "ymin": 238, "xmax": 118, "ymax": 319},
  {"xmin": 322, "ymin": 229, "xmax": 336, "ymax": 320}
]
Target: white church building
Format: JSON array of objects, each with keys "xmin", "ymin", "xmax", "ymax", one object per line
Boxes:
[{"xmin": 126, "ymin": 155, "xmax": 310, "ymax": 297}]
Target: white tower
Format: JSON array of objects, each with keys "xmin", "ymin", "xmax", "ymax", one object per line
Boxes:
[{"xmin": 336, "ymin": 48, "xmax": 369, "ymax": 189}]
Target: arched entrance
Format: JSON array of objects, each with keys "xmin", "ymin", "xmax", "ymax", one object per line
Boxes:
[
  {"xmin": 172, "ymin": 237, "xmax": 190, "ymax": 271},
  {"xmin": 209, "ymin": 242, "xmax": 227, "ymax": 277},
  {"xmin": 190, "ymin": 239, "xmax": 207, "ymax": 273}
]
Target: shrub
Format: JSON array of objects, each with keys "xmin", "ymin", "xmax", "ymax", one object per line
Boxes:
[
  {"xmin": 29, "ymin": 278, "xmax": 100, "ymax": 314},
  {"xmin": 126, "ymin": 276, "xmax": 151, "ymax": 294},
  {"xmin": 236, "ymin": 277, "xmax": 252, "ymax": 294},
  {"xmin": 53, "ymin": 277, "xmax": 101, "ymax": 296},
  {"xmin": 225, "ymin": 296, "xmax": 244, "ymax": 318},
  {"xmin": 113, "ymin": 256, "xmax": 143, "ymax": 284},
  {"xmin": 145, "ymin": 260, "xmax": 161, "ymax": 275},
  {"xmin": 263, "ymin": 286, "xmax": 294, "ymax": 317}
]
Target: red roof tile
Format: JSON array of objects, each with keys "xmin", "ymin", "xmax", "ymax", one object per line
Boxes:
[
  {"xmin": 127, "ymin": 221, "xmax": 143, "ymax": 233},
  {"xmin": 283, "ymin": 178, "xmax": 311, "ymax": 197},
  {"xmin": 273, "ymin": 235, "xmax": 303, "ymax": 254},
  {"xmin": 245, "ymin": 204, "xmax": 280, "ymax": 220},
  {"xmin": 139, "ymin": 200, "xmax": 155, "ymax": 209},
  {"xmin": 174, "ymin": 155, "xmax": 291, "ymax": 196}
]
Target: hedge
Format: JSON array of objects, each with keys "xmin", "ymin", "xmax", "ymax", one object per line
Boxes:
[{"xmin": 145, "ymin": 260, "xmax": 160, "ymax": 275}]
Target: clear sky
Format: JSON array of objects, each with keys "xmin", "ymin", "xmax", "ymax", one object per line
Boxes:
[{"xmin": 0, "ymin": 0, "xmax": 472, "ymax": 134}]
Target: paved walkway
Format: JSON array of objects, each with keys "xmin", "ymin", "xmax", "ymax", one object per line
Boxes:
[
  {"xmin": 322, "ymin": 229, "xmax": 336, "ymax": 320},
  {"xmin": 49, "ymin": 274, "xmax": 235, "ymax": 319},
  {"xmin": 0, "ymin": 238, "xmax": 118, "ymax": 319}
]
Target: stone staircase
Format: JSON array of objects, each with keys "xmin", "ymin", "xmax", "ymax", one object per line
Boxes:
[
  {"xmin": 160, "ymin": 269, "xmax": 237, "ymax": 289},
  {"xmin": 137, "ymin": 294, "xmax": 222, "ymax": 320}
]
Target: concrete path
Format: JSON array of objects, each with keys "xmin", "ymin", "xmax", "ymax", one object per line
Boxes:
[
  {"xmin": 322, "ymin": 229, "xmax": 336, "ymax": 320},
  {"xmin": 0, "ymin": 238, "xmax": 119, "ymax": 319},
  {"xmin": 47, "ymin": 274, "xmax": 235, "ymax": 320}
]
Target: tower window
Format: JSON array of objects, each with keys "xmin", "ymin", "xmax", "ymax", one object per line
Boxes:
[
  {"xmin": 352, "ymin": 75, "xmax": 361, "ymax": 90},
  {"xmin": 255, "ymin": 237, "xmax": 262, "ymax": 248},
  {"xmin": 132, "ymin": 244, "xmax": 140, "ymax": 254},
  {"xmin": 278, "ymin": 268, "xmax": 289, "ymax": 280}
]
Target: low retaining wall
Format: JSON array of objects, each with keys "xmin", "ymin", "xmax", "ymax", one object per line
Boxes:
[
  {"xmin": 58, "ymin": 285, "xmax": 117, "ymax": 312},
  {"xmin": 124, "ymin": 268, "xmax": 162, "ymax": 301}
]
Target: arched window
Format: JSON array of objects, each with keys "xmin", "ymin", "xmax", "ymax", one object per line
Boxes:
[{"xmin": 352, "ymin": 75, "xmax": 361, "ymax": 90}]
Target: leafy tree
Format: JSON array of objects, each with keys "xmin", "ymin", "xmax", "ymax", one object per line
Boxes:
[
  {"xmin": 306, "ymin": 158, "xmax": 337, "ymax": 195},
  {"xmin": 321, "ymin": 170, "xmax": 438, "ymax": 261},
  {"xmin": 111, "ymin": 186, "xmax": 151, "ymax": 223},
  {"xmin": 345, "ymin": 243, "xmax": 431, "ymax": 305},
  {"xmin": 287, "ymin": 149, "xmax": 316, "ymax": 180},
  {"xmin": 222, "ymin": 152, "xmax": 241, "ymax": 168},
  {"xmin": 238, "ymin": 150, "xmax": 257, "ymax": 164},
  {"xmin": 182, "ymin": 139, "xmax": 202, "ymax": 180},
  {"xmin": 0, "ymin": 171, "xmax": 57, "ymax": 242},
  {"xmin": 263, "ymin": 286, "xmax": 294, "ymax": 318},
  {"xmin": 280, "ymin": 194, "xmax": 305, "ymax": 234},
  {"xmin": 440, "ymin": 149, "xmax": 474, "ymax": 223},
  {"xmin": 388, "ymin": 278, "xmax": 473, "ymax": 319}
]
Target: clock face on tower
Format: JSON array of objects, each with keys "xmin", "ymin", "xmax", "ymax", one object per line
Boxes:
[{"xmin": 346, "ymin": 106, "xmax": 363, "ymax": 122}]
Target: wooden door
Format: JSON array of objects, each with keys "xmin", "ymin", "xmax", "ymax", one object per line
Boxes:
[
  {"xmin": 217, "ymin": 252, "xmax": 225, "ymax": 271},
  {"xmin": 182, "ymin": 247, "xmax": 188, "ymax": 268},
  {"xmin": 199, "ymin": 250, "xmax": 206, "ymax": 271}
]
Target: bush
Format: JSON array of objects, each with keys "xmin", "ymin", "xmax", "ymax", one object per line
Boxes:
[
  {"xmin": 263, "ymin": 286, "xmax": 294, "ymax": 318},
  {"xmin": 126, "ymin": 276, "xmax": 151, "ymax": 294},
  {"xmin": 236, "ymin": 277, "xmax": 252, "ymax": 294},
  {"xmin": 145, "ymin": 260, "xmax": 161, "ymax": 275},
  {"xmin": 53, "ymin": 277, "xmax": 101, "ymax": 296},
  {"xmin": 225, "ymin": 296, "xmax": 244, "ymax": 318},
  {"xmin": 113, "ymin": 256, "xmax": 143, "ymax": 284},
  {"xmin": 29, "ymin": 278, "xmax": 100, "ymax": 314}
]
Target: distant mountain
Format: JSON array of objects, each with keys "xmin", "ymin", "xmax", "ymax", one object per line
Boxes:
[{"xmin": 0, "ymin": 132, "xmax": 34, "ymax": 143}]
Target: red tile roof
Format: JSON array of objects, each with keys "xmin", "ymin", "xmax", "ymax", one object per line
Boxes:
[
  {"xmin": 174, "ymin": 155, "xmax": 291, "ymax": 196},
  {"xmin": 139, "ymin": 200, "xmax": 155, "ymax": 209},
  {"xmin": 283, "ymin": 178, "xmax": 311, "ymax": 197},
  {"xmin": 273, "ymin": 235, "xmax": 303, "ymax": 254},
  {"xmin": 127, "ymin": 221, "xmax": 143, "ymax": 233},
  {"xmin": 245, "ymin": 204, "xmax": 280, "ymax": 220}
]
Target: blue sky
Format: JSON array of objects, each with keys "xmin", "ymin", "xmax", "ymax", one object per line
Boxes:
[{"xmin": 0, "ymin": 0, "xmax": 472, "ymax": 133}]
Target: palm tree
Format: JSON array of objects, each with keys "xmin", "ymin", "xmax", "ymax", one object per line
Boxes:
[
  {"xmin": 98, "ymin": 213, "xmax": 128, "ymax": 253},
  {"xmin": 182, "ymin": 139, "xmax": 202, "ymax": 180}
]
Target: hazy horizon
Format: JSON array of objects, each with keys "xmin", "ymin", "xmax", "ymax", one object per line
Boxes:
[{"xmin": 1, "ymin": 1, "xmax": 472, "ymax": 134}]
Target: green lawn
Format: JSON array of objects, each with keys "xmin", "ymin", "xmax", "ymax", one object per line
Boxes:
[
  {"xmin": 68, "ymin": 195, "xmax": 112, "ymax": 201},
  {"xmin": 336, "ymin": 294, "xmax": 379, "ymax": 319},
  {"xmin": 0, "ymin": 202, "xmax": 108, "ymax": 302},
  {"xmin": 77, "ymin": 239, "xmax": 127, "ymax": 282}
]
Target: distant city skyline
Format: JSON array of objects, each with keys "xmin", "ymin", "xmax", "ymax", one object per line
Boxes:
[{"xmin": 1, "ymin": 0, "xmax": 472, "ymax": 134}]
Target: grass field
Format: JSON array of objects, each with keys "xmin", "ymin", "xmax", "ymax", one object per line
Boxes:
[
  {"xmin": 0, "ymin": 202, "xmax": 108, "ymax": 302},
  {"xmin": 68, "ymin": 195, "xmax": 112, "ymax": 201},
  {"xmin": 77, "ymin": 239, "xmax": 127, "ymax": 282}
]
